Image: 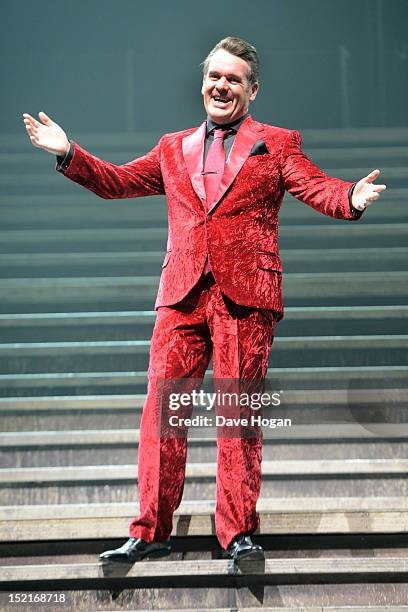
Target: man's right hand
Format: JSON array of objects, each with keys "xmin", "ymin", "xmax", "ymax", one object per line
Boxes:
[{"xmin": 22, "ymin": 111, "xmax": 70, "ymax": 156}]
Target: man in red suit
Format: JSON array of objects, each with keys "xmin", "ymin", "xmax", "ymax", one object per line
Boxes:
[{"xmin": 23, "ymin": 37, "xmax": 386, "ymax": 562}]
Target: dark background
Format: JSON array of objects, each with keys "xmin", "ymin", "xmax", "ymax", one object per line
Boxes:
[{"xmin": 1, "ymin": 0, "xmax": 407, "ymax": 135}]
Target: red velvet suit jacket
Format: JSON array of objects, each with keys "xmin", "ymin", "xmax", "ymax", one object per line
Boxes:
[{"xmin": 62, "ymin": 115, "xmax": 358, "ymax": 321}]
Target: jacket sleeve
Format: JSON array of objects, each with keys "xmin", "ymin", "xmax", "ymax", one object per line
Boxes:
[
  {"xmin": 56, "ymin": 139, "xmax": 165, "ymax": 199},
  {"xmin": 280, "ymin": 129, "xmax": 363, "ymax": 221}
]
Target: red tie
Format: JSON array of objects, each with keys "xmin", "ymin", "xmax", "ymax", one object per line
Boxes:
[
  {"xmin": 203, "ymin": 128, "xmax": 229, "ymax": 209},
  {"xmin": 202, "ymin": 128, "xmax": 229, "ymax": 275}
]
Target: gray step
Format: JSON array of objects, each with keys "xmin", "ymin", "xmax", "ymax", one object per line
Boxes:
[
  {"xmin": 1, "ymin": 224, "xmax": 407, "ymax": 254},
  {"xmin": 0, "ymin": 335, "xmax": 408, "ymax": 374},
  {"xmin": 0, "ymin": 365, "xmax": 406, "ymax": 398},
  {"xmin": 1, "ymin": 388, "xmax": 405, "ymax": 413},
  {"xmin": 0, "ymin": 334, "xmax": 406, "ymax": 373},
  {"xmin": 0, "ymin": 588, "xmax": 407, "ymax": 611},
  {"xmin": 2, "ymin": 424, "xmax": 407, "ymax": 467},
  {"xmin": 0, "ymin": 480, "xmax": 403, "ymax": 504},
  {"xmin": 1, "ymin": 587, "xmax": 406, "ymax": 611},
  {"xmin": 1, "ymin": 460, "xmax": 406, "ymax": 505},
  {"xmin": 1, "ymin": 191, "xmax": 406, "ymax": 230},
  {"xmin": 1, "ymin": 247, "xmax": 407, "ymax": 278},
  {"xmin": 0, "ymin": 272, "xmax": 407, "ymax": 315},
  {"xmin": 0, "ymin": 195, "xmax": 168, "ymax": 230},
  {"xmin": 1, "ymin": 387, "xmax": 403, "ymax": 411},
  {"xmin": 2, "ymin": 556, "xmax": 408, "ymax": 592},
  {"xmin": 2, "ymin": 497, "xmax": 407, "ymax": 541},
  {"xmin": 3, "ymin": 459, "xmax": 406, "ymax": 484},
  {"xmin": 3, "ymin": 440, "xmax": 407, "ymax": 468},
  {"xmin": 1, "ymin": 306, "xmax": 407, "ymax": 342},
  {"xmin": 3, "ymin": 424, "xmax": 407, "ymax": 449},
  {"xmin": 3, "ymin": 443, "xmax": 408, "ymax": 468}
]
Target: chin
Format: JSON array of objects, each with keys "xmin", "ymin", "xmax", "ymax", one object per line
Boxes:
[{"xmin": 208, "ymin": 110, "xmax": 234, "ymax": 124}]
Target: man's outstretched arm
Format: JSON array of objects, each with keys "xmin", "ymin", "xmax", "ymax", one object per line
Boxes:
[
  {"xmin": 281, "ymin": 130, "xmax": 386, "ymax": 220},
  {"xmin": 23, "ymin": 111, "xmax": 164, "ymax": 199}
]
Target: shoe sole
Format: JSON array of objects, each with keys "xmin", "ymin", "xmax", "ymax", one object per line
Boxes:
[{"xmin": 99, "ymin": 546, "xmax": 171, "ymax": 564}]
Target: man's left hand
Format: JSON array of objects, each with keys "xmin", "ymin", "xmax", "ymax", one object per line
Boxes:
[{"xmin": 351, "ymin": 169, "xmax": 387, "ymax": 211}]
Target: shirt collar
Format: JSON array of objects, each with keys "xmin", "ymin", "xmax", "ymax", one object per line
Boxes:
[{"xmin": 206, "ymin": 112, "xmax": 249, "ymax": 136}]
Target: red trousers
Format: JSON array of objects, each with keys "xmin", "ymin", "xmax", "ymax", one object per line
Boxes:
[{"xmin": 129, "ymin": 274, "xmax": 275, "ymax": 549}]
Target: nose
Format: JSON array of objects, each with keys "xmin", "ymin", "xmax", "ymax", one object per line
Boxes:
[{"xmin": 215, "ymin": 76, "xmax": 229, "ymax": 90}]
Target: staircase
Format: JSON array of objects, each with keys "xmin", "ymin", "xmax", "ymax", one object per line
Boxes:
[{"xmin": 0, "ymin": 127, "xmax": 407, "ymax": 610}]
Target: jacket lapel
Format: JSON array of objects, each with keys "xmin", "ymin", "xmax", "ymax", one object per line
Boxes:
[
  {"xmin": 208, "ymin": 115, "xmax": 264, "ymax": 214},
  {"xmin": 181, "ymin": 116, "xmax": 264, "ymax": 213},
  {"xmin": 182, "ymin": 121, "xmax": 206, "ymax": 206}
]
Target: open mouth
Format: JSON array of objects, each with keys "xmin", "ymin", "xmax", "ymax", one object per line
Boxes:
[{"xmin": 211, "ymin": 96, "xmax": 232, "ymax": 106}]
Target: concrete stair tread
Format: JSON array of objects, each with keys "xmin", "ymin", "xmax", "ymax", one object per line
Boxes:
[
  {"xmin": 2, "ymin": 424, "xmax": 407, "ymax": 447},
  {"xmin": 2, "ymin": 459, "xmax": 408, "ymax": 485},
  {"xmin": 1, "ymin": 305, "xmax": 407, "ymax": 341},
  {"xmin": 0, "ymin": 273, "xmax": 407, "ymax": 309},
  {"xmin": 1, "ymin": 365, "xmax": 406, "ymax": 389},
  {"xmin": 1, "ymin": 247, "xmax": 407, "ymax": 278},
  {"xmin": 2, "ymin": 556, "xmax": 408, "ymax": 584},
  {"xmin": 1, "ymin": 246, "xmax": 407, "ymax": 261},
  {"xmin": 1, "ymin": 223, "xmax": 407, "ymax": 242},
  {"xmin": 2, "ymin": 496, "xmax": 408, "ymax": 541},
  {"xmin": 3, "ymin": 496, "xmax": 408, "ymax": 518},
  {"xmin": 1, "ymin": 305, "xmax": 407, "ymax": 326},
  {"xmin": 0, "ymin": 388, "xmax": 405, "ymax": 411},
  {"xmin": 1, "ymin": 271, "xmax": 406, "ymax": 286},
  {"xmin": 1, "ymin": 334, "xmax": 407, "ymax": 356}
]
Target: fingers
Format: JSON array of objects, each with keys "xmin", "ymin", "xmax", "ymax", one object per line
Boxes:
[
  {"xmin": 24, "ymin": 120, "xmax": 38, "ymax": 136},
  {"xmin": 22, "ymin": 113, "xmax": 40, "ymax": 146},
  {"xmin": 23, "ymin": 121, "xmax": 39, "ymax": 144},
  {"xmin": 22, "ymin": 112, "xmax": 40, "ymax": 139},
  {"xmin": 22, "ymin": 113, "xmax": 40, "ymax": 128},
  {"xmin": 364, "ymin": 169, "xmax": 381, "ymax": 183},
  {"xmin": 38, "ymin": 111, "xmax": 53, "ymax": 125}
]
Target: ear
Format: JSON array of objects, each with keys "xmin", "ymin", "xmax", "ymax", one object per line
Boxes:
[
  {"xmin": 201, "ymin": 77, "xmax": 206, "ymax": 96},
  {"xmin": 249, "ymin": 82, "xmax": 259, "ymax": 103}
]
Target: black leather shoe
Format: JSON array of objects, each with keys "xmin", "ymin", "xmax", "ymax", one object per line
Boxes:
[
  {"xmin": 99, "ymin": 537, "xmax": 171, "ymax": 564},
  {"xmin": 224, "ymin": 534, "xmax": 264, "ymax": 561}
]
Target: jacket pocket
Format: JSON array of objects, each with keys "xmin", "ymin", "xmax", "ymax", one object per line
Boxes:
[
  {"xmin": 256, "ymin": 251, "xmax": 282, "ymax": 272},
  {"xmin": 162, "ymin": 250, "xmax": 172, "ymax": 268}
]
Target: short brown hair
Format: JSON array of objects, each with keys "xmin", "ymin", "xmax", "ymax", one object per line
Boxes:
[{"xmin": 202, "ymin": 36, "xmax": 260, "ymax": 87}]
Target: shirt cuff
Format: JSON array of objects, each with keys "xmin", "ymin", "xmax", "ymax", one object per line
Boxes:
[
  {"xmin": 348, "ymin": 183, "xmax": 364, "ymax": 219},
  {"xmin": 56, "ymin": 142, "xmax": 74, "ymax": 173}
]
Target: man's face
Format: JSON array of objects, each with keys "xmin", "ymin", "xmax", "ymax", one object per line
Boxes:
[{"xmin": 201, "ymin": 49, "xmax": 259, "ymax": 125}]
